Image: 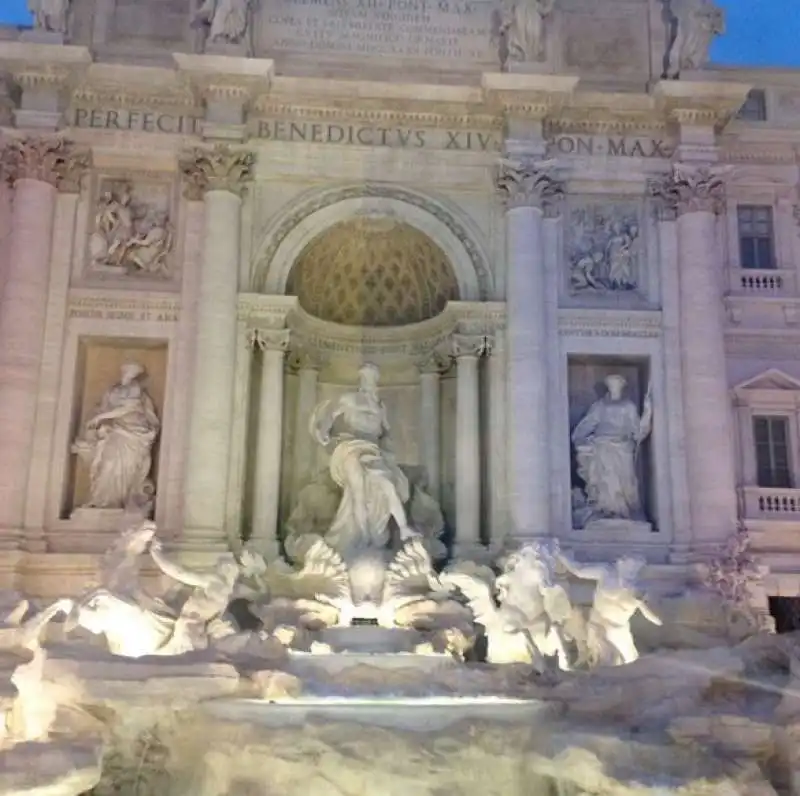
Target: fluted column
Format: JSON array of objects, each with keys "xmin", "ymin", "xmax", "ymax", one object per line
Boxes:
[
  {"xmin": 0, "ymin": 137, "xmax": 88, "ymax": 533},
  {"xmin": 290, "ymin": 348, "xmax": 324, "ymax": 499},
  {"xmin": 452, "ymin": 334, "xmax": 485, "ymax": 555},
  {"xmin": 650, "ymin": 165, "xmax": 737, "ymax": 546},
  {"xmin": 179, "ymin": 145, "xmax": 254, "ymax": 547},
  {"xmin": 250, "ymin": 328, "xmax": 290, "ymax": 560},
  {"xmin": 495, "ymin": 158, "xmax": 563, "ymax": 543},
  {"xmin": 417, "ymin": 349, "xmax": 448, "ymax": 501}
]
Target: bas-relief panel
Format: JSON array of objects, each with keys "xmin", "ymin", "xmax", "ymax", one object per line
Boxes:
[
  {"xmin": 565, "ymin": 198, "xmax": 645, "ymax": 302},
  {"xmin": 82, "ymin": 176, "xmax": 176, "ymax": 285},
  {"xmin": 560, "ymin": 2, "xmax": 648, "ymax": 76}
]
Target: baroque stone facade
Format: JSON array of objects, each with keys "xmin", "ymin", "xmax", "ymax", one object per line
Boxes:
[{"xmin": 0, "ymin": 0, "xmax": 795, "ymax": 617}]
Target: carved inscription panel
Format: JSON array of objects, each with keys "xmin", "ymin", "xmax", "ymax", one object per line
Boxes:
[{"xmin": 258, "ymin": 0, "xmax": 496, "ymax": 64}]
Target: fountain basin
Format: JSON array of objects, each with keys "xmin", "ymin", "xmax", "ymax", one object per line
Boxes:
[
  {"xmin": 202, "ymin": 695, "xmax": 554, "ymax": 732},
  {"xmin": 319, "ymin": 625, "xmax": 421, "ymax": 653}
]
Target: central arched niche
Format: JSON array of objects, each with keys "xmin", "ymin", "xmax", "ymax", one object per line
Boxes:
[{"xmin": 286, "ymin": 217, "xmax": 459, "ymax": 327}]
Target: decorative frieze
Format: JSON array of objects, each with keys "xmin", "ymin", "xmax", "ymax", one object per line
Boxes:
[
  {"xmin": 179, "ymin": 145, "xmax": 255, "ymax": 200},
  {"xmin": 495, "ymin": 157, "xmax": 564, "ymax": 212},
  {"xmin": 1, "ymin": 137, "xmax": 90, "ymax": 192},
  {"xmin": 648, "ymin": 165, "xmax": 727, "ymax": 218}
]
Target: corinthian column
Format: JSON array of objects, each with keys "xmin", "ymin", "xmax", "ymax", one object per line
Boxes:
[
  {"xmin": 0, "ymin": 137, "xmax": 88, "ymax": 534},
  {"xmin": 179, "ymin": 145, "xmax": 254, "ymax": 548},
  {"xmin": 251, "ymin": 328, "xmax": 290, "ymax": 560},
  {"xmin": 452, "ymin": 334, "xmax": 486, "ymax": 556},
  {"xmin": 650, "ymin": 165, "xmax": 737, "ymax": 546},
  {"xmin": 495, "ymin": 158, "xmax": 563, "ymax": 543},
  {"xmin": 417, "ymin": 348, "xmax": 448, "ymax": 501}
]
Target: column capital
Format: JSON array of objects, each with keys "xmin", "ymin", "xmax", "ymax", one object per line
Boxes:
[
  {"xmin": 179, "ymin": 144, "xmax": 255, "ymax": 200},
  {"xmin": 648, "ymin": 164, "xmax": 727, "ymax": 218},
  {"xmin": 247, "ymin": 327, "xmax": 290, "ymax": 352},
  {"xmin": 416, "ymin": 346, "xmax": 450, "ymax": 375},
  {"xmin": 0, "ymin": 136, "xmax": 90, "ymax": 192},
  {"xmin": 287, "ymin": 346, "xmax": 327, "ymax": 373},
  {"xmin": 495, "ymin": 156, "xmax": 564, "ymax": 212},
  {"xmin": 451, "ymin": 333, "xmax": 490, "ymax": 360}
]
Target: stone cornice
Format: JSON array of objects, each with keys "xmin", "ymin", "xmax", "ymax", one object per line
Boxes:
[
  {"xmin": 237, "ymin": 293, "xmax": 297, "ymax": 327},
  {"xmin": 652, "ymin": 79, "xmax": 752, "ymax": 131},
  {"xmin": 481, "ymin": 73, "xmax": 578, "ymax": 120}
]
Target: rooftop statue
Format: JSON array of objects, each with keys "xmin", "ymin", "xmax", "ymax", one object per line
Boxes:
[
  {"xmin": 663, "ymin": 0, "xmax": 725, "ymax": 78},
  {"xmin": 28, "ymin": 0, "xmax": 70, "ymax": 35},
  {"xmin": 193, "ymin": 0, "xmax": 252, "ymax": 48}
]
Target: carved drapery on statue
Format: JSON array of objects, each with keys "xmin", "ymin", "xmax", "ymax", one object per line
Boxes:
[
  {"xmin": 496, "ymin": 0, "xmax": 555, "ymax": 67},
  {"xmin": 284, "ymin": 364, "xmax": 445, "ymax": 563},
  {"xmin": 193, "ymin": 0, "xmax": 252, "ymax": 49},
  {"xmin": 663, "ymin": 0, "xmax": 725, "ymax": 79},
  {"xmin": 71, "ymin": 362, "xmax": 160, "ymax": 513},
  {"xmin": 28, "ymin": 0, "xmax": 71, "ymax": 35},
  {"xmin": 571, "ymin": 374, "xmax": 652, "ymax": 528}
]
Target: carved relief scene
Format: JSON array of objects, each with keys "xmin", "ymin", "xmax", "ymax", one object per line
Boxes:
[
  {"xmin": 566, "ymin": 200, "xmax": 643, "ymax": 297},
  {"xmin": 86, "ymin": 178, "xmax": 174, "ymax": 281},
  {"xmin": 65, "ymin": 341, "xmax": 166, "ymax": 523},
  {"xmin": 568, "ymin": 356, "xmax": 654, "ymax": 533}
]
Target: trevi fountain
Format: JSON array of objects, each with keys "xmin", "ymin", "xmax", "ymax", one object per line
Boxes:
[{"xmin": 1, "ymin": 0, "xmax": 800, "ymax": 793}]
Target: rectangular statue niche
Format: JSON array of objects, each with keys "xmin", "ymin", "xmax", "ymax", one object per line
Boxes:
[
  {"xmin": 567, "ymin": 355, "xmax": 655, "ymax": 533},
  {"xmin": 62, "ymin": 338, "xmax": 168, "ymax": 524}
]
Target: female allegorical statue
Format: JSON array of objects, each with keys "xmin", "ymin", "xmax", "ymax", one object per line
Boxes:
[{"xmin": 72, "ymin": 362, "xmax": 160, "ymax": 511}]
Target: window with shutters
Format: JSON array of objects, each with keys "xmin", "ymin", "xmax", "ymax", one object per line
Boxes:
[
  {"xmin": 738, "ymin": 205, "xmax": 775, "ymax": 270},
  {"xmin": 753, "ymin": 415, "xmax": 792, "ymax": 488}
]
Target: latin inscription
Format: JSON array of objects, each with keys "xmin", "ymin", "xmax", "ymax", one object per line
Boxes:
[
  {"xmin": 548, "ymin": 135, "xmax": 673, "ymax": 159},
  {"xmin": 69, "ymin": 306, "xmax": 179, "ymax": 322},
  {"xmin": 256, "ymin": 119, "xmax": 500, "ymax": 151},
  {"xmin": 71, "ymin": 108, "xmax": 201, "ymax": 135},
  {"xmin": 261, "ymin": 0, "xmax": 494, "ymax": 61}
]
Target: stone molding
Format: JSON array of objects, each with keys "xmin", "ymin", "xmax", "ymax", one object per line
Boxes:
[
  {"xmin": 179, "ymin": 145, "xmax": 255, "ymax": 199},
  {"xmin": 558, "ymin": 309, "xmax": 662, "ymax": 339},
  {"xmin": 0, "ymin": 136, "xmax": 90, "ymax": 192},
  {"xmin": 495, "ymin": 157, "xmax": 564, "ymax": 212},
  {"xmin": 286, "ymin": 346, "xmax": 328, "ymax": 373},
  {"xmin": 648, "ymin": 164, "xmax": 727, "ymax": 218}
]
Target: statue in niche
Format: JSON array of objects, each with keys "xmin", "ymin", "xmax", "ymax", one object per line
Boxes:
[
  {"xmin": 89, "ymin": 182, "xmax": 173, "ymax": 278},
  {"xmin": 571, "ymin": 375, "xmax": 653, "ymax": 527},
  {"xmin": 285, "ymin": 364, "xmax": 445, "ymax": 564},
  {"xmin": 555, "ymin": 549, "xmax": 662, "ymax": 666},
  {"xmin": 663, "ymin": 0, "xmax": 725, "ymax": 78},
  {"xmin": 28, "ymin": 0, "xmax": 70, "ymax": 34},
  {"xmin": 193, "ymin": 0, "xmax": 251, "ymax": 47},
  {"xmin": 568, "ymin": 207, "xmax": 640, "ymax": 295},
  {"xmin": 71, "ymin": 362, "xmax": 160, "ymax": 513},
  {"xmin": 496, "ymin": 0, "xmax": 555, "ymax": 66}
]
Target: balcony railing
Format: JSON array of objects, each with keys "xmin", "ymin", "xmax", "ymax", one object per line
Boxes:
[
  {"xmin": 729, "ymin": 268, "xmax": 796, "ymax": 297},
  {"xmin": 741, "ymin": 487, "xmax": 800, "ymax": 520}
]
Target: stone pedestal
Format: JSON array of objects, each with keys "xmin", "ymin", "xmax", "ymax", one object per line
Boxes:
[{"xmin": 179, "ymin": 146, "xmax": 254, "ymax": 549}]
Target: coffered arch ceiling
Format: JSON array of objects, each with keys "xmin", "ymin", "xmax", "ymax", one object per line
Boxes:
[{"xmin": 286, "ymin": 217, "xmax": 459, "ymax": 327}]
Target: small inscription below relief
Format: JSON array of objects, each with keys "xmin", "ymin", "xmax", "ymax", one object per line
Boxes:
[
  {"xmin": 259, "ymin": 0, "xmax": 494, "ymax": 62},
  {"xmin": 68, "ymin": 305, "xmax": 179, "ymax": 323}
]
